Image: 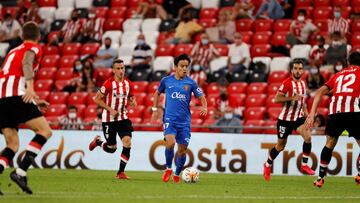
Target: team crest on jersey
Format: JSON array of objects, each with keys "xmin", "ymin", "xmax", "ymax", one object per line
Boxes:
[{"xmin": 184, "ymin": 85, "xmax": 188, "ymax": 91}]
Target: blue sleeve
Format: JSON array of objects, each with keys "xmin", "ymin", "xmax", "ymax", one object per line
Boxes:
[
  {"xmin": 192, "ymin": 81, "xmax": 203, "ymax": 98},
  {"xmin": 158, "ymin": 78, "xmax": 166, "ymax": 93}
]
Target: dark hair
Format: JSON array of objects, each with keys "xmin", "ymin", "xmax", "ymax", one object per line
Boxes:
[
  {"xmin": 22, "ymin": 21, "xmax": 40, "ymax": 41},
  {"xmin": 348, "ymin": 52, "xmax": 360, "ymax": 66},
  {"xmin": 291, "ymin": 59, "xmax": 304, "ymax": 69},
  {"xmin": 82, "ymin": 59, "xmax": 94, "ymax": 86},
  {"xmin": 332, "ymin": 31, "xmax": 341, "ymax": 38},
  {"xmin": 112, "ymin": 59, "xmax": 124, "ymax": 67},
  {"xmin": 298, "ymin": 9, "xmax": 307, "ymax": 16},
  {"xmin": 174, "ymin": 54, "xmax": 191, "ymax": 66},
  {"xmin": 68, "ymin": 105, "xmax": 77, "ymax": 111}
]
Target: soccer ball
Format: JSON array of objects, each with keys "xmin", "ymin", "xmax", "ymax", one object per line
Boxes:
[{"xmin": 181, "ymin": 167, "xmax": 200, "ymax": 183}]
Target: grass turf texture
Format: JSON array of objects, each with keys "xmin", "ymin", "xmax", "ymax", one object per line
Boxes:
[{"xmin": 0, "ymin": 169, "xmax": 359, "ymax": 203}]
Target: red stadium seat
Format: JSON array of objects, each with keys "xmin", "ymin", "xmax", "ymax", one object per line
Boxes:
[
  {"xmin": 314, "ymin": 0, "xmax": 331, "ymax": 7},
  {"xmin": 38, "ymin": 0, "xmax": 57, "ymax": 7},
  {"xmin": 201, "ymin": 118, "xmax": 219, "ymax": 132},
  {"xmin": 268, "ymin": 71, "xmax": 289, "ymax": 83},
  {"xmin": 43, "ymin": 45, "xmax": 60, "ymax": 56},
  {"xmin": 352, "ymin": 20, "xmax": 360, "ymax": 33},
  {"xmin": 132, "ymin": 81, "xmax": 149, "ymax": 94},
  {"xmin": 251, "ymin": 44, "xmax": 271, "ymax": 57},
  {"xmin": 103, "ymin": 19, "xmax": 124, "ymax": 31},
  {"xmin": 128, "ymin": 0, "xmax": 141, "ymax": 7},
  {"xmin": 133, "ymin": 93, "xmax": 146, "ymax": 106},
  {"xmin": 36, "ymin": 67, "xmax": 57, "ymax": 80},
  {"xmin": 199, "ymin": 8, "xmax": 219, "ymax": 19},
  {"xmin": 87, "ymin": 92, "xmax": 97, "ymax": 105},
  {"xmin": 245, "ymin": 94, "xmax": 266, "ymax": 108},
  {"xmin": 190, "ymin": 107, "xmax": 205, "ymax": 119},
  {"xmin": 267, "ymin": 107, "xmax": 282, "ymax": 120},
  {"xmin": 207, "ymin": 94, "xmax": 219, "ymax": 108},
  {"xmin": 333, "ymin": 0, "xmax": 350, "ymax": 6},
  {"xmin": 36, "ymin": 91, "xmax": 50, "ymax": 101},
  {"xmin": 126, "ymin": 7, "xmax": 139, "ymax": 18},
  {"xmin": 271, "ymin": 32, "xmax": 288, "ymax": 46},
  {"xmin": 59, "ymin": 55, "xmax": 79, "ymax": 68},
  {"xmin": 191, "ymin": 119, "xmax": 203, "ymax": 132},
  {"xmin": 46, "ymin": 116, "xmax": 61, "ymax": 129},
  {"xmin": 141, "ymin": 119, "xmax": 163, "ymax": 131},
  {"xmin": 314, "ymin": 19, "xmax": 329, "ymax": 32},
  {"xmin": 227, "ymin": 82, "xmax": 248, "ymax": 95},
  {"xmin": 47, "ymin": 31, "xmax": 61, "ymax": 43},
  {"xmin": 296, "ymin": 0, "xmax": 312, "ymax": 7},
  {"xmin": 317, "ymin": 107, "xmax": 329, "ymax": 117},
  {"xmin": 253, "ymin": 19, "xmax": 273, "ymax": 32},
  {"xmin": 111, "ymin": 0, "xmax": 127, "ymax": 7},
  {"xmin": 1, "ymin": 7, "xmax": 19, "ymax": 18},
  {"xmin": 132, "ymin": 117, "xmax": 142, "ymax": 131},
  {"xmin": 205, "ymin": 107, "xmax": 217, "ymax": 120},
  {"xmin": 236, "ymin": 19, "xmax": 253, "ymax": 32},
  {"xmin": 142, "ymin": 106, "xmax": 153, "ymax": 119},
  {"xmin": 95, "ymin": 68, "xmax": 113, "ymax": 80},
  {"xmin": 252, "ymin": 32, "xmax": 272, "ymax": 45},
  {"xmin": 320, "ymin": 69, "xmax": 331, "ymax": 81},
  {"xmin": 307, "ymin": 95, "xmax": 330, "ymax": 108},
  {"xmin": 241, "ymin": 31, "xmax": 253, "ymax": 44},
  {"xmin": 45, "ymin": 104, "xmax": 67, "ymax": 117},
  {"xmin": 351, "ymin": 32, "xmax": 360, "ymax": 46},
  {"xmin": 199, "ymin": 18, "xmax": 217, "ymax": 29},
  {"xmin": 213, "ymin": 44, "xmax": 229, "ymax": 56},
  {"xmin": 174, "ymin": 44, "xmax": 194, "ymax": 56},
  {"xmin": 352, "ymin": 44, "xmax": 360, "ymax": 52},
  {"xmin": 266, "ymin": 95, "xmax": 282, "ymax": 108},
  {"xmin": 41, "ymin": 55, "xmax": 60, "ymax": 68},
  {"xmin": 247, "ymin": 83, "xmax": 267, "ymax": 94},
  {"xmin": 244, "ymin": 107, "xmax": 266, "ymax": 120},
  {"xmin": 81, "ymin": 43, "xmax": 101, "ymax": 56},
  {"xmin": 147, "ymin": 81, "xmax": 160, "ymax": 94},
  {"xmin": 267, "ymin": 83, "xmax": 282, "ymax": 95},
  {"xmin": 145, "ymin": 94, "xmax": 165, "ymax": 106},
  {"xmin": 313, "ymin": 7, "xmax": 333, "ymax": 20},
  {"xmin": 243, "ymin": 120, "xmax": 265, "ymax": 134},
  {"xmin": 127, "ymin": 105, "xmax": 145, "ymax": 119},
  {"xmin": 55, "ymin": 80, "xmax": 70, "ymax": 91},
  {"xmin": 155, "ymin": 44, "xmax": 175, "ymax": 56},
  {"xmin": 206, "ymin": 83, "xmax": 220, "ymax": 95},
  {"xmin": 263, "ymin": 120, "xmax": 277, "ymax": 134},
  {"xmin": 107, "ymin": 7, "xmax": 126, "ymax": 19},
  {"xmin": 228, "ymin": 93, "xmax": 246, "ymax": 107},
  {"xmin": 68, "ymin": 92, "xmax": 88, "ymax": 105},
  {"xmin": 49, "ymin": 92, "xmax": 69, "ymax": 105},
  {"xmin": 341, "ymin": 6, "xmax": 352, "ymax": 19},
  {"xmin": 74, "ymin": 104, "xmax": 86, "ymax": 118},
  {"xmin": 95, "ymin": 7, "xmax": 108, "ymax": 18},
  {"xmin": 62, "ymin": 43, "xmax": 81, "ymax": 56},
  {"xmin": 56, "ymin": 68, "xmax": 74, "ymax": 80},
  {"xmin": 273, "ymin": 19, "xmax": 292, "ymax": 32},
  {"xmin": 35, "ymin": 80, "xmax": 53, "ymax": 92}
]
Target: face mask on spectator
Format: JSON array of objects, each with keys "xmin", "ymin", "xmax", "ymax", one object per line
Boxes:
[
  {"xmin": 75, "ymin": 64, "xmax": 83, "ymax": 71},
  {"xmin": 310, "ymin": 68, "xmax": 319, "ymax": 74},
  {"xmin": 224, "ymin": 113, "xmax": 233, "ymax": 120},
  {"xmin": 335, "ymin": 65, "xmax": 343, "ymax": 71},
  {"xmin": 297, "ymin": 15, "xmax": 305, "ymax": 22},
  {"xmin": 201, "ymin": 39, "xmax": 209, "ymax": 45},
  {"xmin": 89, "ymin": 13, "xmax": 96, "ymax": 18},
  {"xmin": 137, "ymin": 39, "xmax": 145, "ymax": 45},
  {"xmin": 192, "ymin": 64, "xmax": 200, "ymax": 72},
  {"xmin": 334, "ymin": 12, "xmax": 341, "ymax": 18},
  {"xmin": 68, "ymin": 112, "xmax": 77, "ymax": 119}
]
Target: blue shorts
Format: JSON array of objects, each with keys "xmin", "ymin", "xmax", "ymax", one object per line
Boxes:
[{"xmin": 163, "ymin": 121, "xmax": 191, "ymax": 145}]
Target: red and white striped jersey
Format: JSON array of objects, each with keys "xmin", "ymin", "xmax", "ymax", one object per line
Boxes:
[
  {"xmin": 325, "ymin": 66, "xmax": 360, "ymax": 115},
  {"xmin": 328, "ymin": 18, "xmax": 349, "ymax": 35},
  {"xmin": 100, "ymin": 77, "xmax": 134, "ymax": 122},
  {"xmin": 0, "ymin": 42, "xmax": 42, "ymax": 99},
  {"xmin": 278, "ymin": 77, "xmax": 307, "ymax": 121}
]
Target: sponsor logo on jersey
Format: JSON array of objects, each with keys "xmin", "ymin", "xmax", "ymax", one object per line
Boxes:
[
  {"xmin": 184, "ymin": 85, "xmax": 188, "ymax": 91},
  {"xmin": 171, "ymin": 92, "xmax": 186, "ymax": 100}
]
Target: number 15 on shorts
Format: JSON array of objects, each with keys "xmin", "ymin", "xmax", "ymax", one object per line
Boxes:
[{"xmin": 279, "ymin": 126, "xmax": 286, "ymax": 138}]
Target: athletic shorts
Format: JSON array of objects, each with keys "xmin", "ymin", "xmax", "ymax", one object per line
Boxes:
[
  {"xmin": 102, "ymin": 119, "xmax": 133, "ymax": 145},
  {"xmin": 277, "ymin": 117, "xmax": 305, "ymax": 139},
  {"xmin": 0, "ymin": 96, "xmax": 42, "ymax": 133},
  {"xmin": 325, "ymin": 112, "xmax": 360, "ymax": 140},
  {"xmin": 163, "ymin": 121, "xmax": 191, "ymax": 146}
]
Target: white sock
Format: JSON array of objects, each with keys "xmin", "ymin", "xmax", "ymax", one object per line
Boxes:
[{"xmin": 16, "ymin": 168, "xmax": 27, "ymax": 177}]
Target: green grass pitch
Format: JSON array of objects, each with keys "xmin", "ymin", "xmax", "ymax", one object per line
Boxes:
[{"xmin": 0, "ymin": 169, "xmax": 359, "ymax": 203}]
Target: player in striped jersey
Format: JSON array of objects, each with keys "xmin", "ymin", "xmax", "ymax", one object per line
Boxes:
[
  {"xmin": 0, "ymin": 22, "xmax": 52, "ymax": 195},
  {"xmin": 306, "ymin": 52, "xmax": 360, "ymax": 188},
  {"xmin": 88, "ymin": 59, "xmax": 136, "ymax": 180},
  {"xmin": 263, "ymin": 59, "xmax": 315, "ymax": 181}
]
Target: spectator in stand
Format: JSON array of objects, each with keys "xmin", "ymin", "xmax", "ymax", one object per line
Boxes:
[
  {"xmin": 167, "ymin": 8, "xmax": 203, "ymax": 44},
  {"xmin": 332, "ymin": 59, "xmax": 346, "ymax": 74},
  {"xmin": 77, "ymin": 59, "xmax": 98, "ymax": 92},
  {"xmin": 62, "ymin": 59, "xmax": 82, "ymax": 93},
  {"xmin": 60, "ymin": 10, "xmax": 86, "ymax": 43},
  {"xmin": 306, "ymin": 65, "xmax": 324, "ymax": 96},
  {"xmin": 328, "ymin": 6, "xmax": 349, "ymax": 40},
  {"xmin": 190, "ymin": 33, "xmax": 219, "ymax": 72},
  {"xmin": 189, "ymin": 64, "xmax": 207, "ymax": 91},
  {"xmin": 311, "ymin": 114, "xmax": 325, "ymax": 135},
  {"xmin": 93, "ymin": 37, "xmax": 117, "ymax": 68},
  {"xmin": 214, "ymin": 107, "xmax": 242, "ymax": 133},
  {"xmin": 325, "ymin": 31, "xmax": 347, "ymax": 66},
  {"xmin": 135, "ymin": 0, "xmax": 167, "ymax": 20},
  {"xmin": 231, "ymin": 0, "xmax": 255, "ymax": 19},
  {"xmin": 219, "ymin": 32, "xmax": 250, "ymax": 74},
  {"xmin": 309, "ymin": 36, "xmax": 326, "ymax": 66},
  {"xmin": 282, "ymin": 0, "xmax": 295, "ymax": 19},
  {"xmin": 82, "ymin": 8, "xmax": 104, "ymax": 43},
  {"xmin": 90, "ymin": 106, "xmax": 103, "ymax": 131},
  {"xmin": 213, "ymin": 79, "xmax": 229, "ymax": 119},
  {"xmin": 254, "ymin": 0, "xmax": 285, "ymax": 20},
  {"xmin": 0, "ymin": 13, "xmax": 22, "ymax": 51},
  {"xmin": 60, "ymin": 105, "xmax": 84, "ymax": 130},
  {"xmin": 216, "ymin": 10, "xmax": 236, "ymax": 44},
  {"xmin": 286, "ymin": 9, "xmax": 318, "ymax": 45},
  {"xmin": 162, "ymin": 0, "xmax": 192, "ymax": 19},
  {"xmin": 131, "ymin": 33, "xmax": 153, "ymax": 70}
]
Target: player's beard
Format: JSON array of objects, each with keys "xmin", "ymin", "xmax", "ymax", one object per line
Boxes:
[{"xmin": 293, "ymin": 73, "xmax": 301, "ymax": 80}]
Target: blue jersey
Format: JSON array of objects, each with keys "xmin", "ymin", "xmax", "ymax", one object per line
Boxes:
[{"xmin": 158, "ymin": 75, "xmax": 203, "ymax": 124}]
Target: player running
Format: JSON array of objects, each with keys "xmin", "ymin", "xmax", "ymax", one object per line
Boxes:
[
  {"xmin": 0, "ymin": 21, "xmax": 52, "ymax": 195},
  {"xmin": 151, "ymin": 54, "xmax": 207, "ymax": 183},
  {"xmin": 263, "ymin": 59, "xmax": 315, "ymax": 181},
  {"xmin": 305, "ymin": 52, "xmax": 360, "ymax": 188},
  {"xmin": 89, "ymin": 59, "xmax": 136, "ymax": 179}
]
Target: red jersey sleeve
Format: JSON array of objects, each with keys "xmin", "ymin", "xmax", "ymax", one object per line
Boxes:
[
  {"xmin": 278, "ymin": 80, "xmax": 290, "ymax": 94},
  {"xmin": 325, "ymin": 74, "xmax": 336, "ymax": 90},
  {"xmin": 30, "ymin": 45, "xmax": 42, "ymax": 71},
  {"xmin": 100, "ymin": 79, "xmax": 112, "ymax": 96}
]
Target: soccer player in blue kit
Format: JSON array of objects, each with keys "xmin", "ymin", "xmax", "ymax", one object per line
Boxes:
[{"xmin": 151, "ymin": 54, "xmax": 207, "ymax": 183}]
